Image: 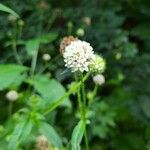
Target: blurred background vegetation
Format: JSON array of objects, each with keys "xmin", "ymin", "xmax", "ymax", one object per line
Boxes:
[{"xmin": 0, "ymin": 0, "xmax": 150, "ymax": 149}]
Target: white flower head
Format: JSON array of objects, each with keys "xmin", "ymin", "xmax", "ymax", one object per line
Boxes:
[
  {"xmin": 42, "ymin": 53, "xmax": 51, "ymax": 61},
  {"xmin": 6, "ymin": 90, "xmax": 18, "ymax": 101},
  {"xmin": 93, "ymin": 74, "xmax": 105, "ymax": 85},
  {"xmin": 63, "ymin": 40, "xmax": 94, "ymax": 72}
]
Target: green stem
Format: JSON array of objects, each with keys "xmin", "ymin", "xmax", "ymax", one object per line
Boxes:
[
  {"xmin": 11, "ymin": 22, "xmax": 22, "ymax": 64},
  {"xmin": 12, "ymin": 40, "xmax": 22, "ymax": 64},
  {"xmin": 80, "ymin": 74, "xmax": 89, "ymax": 150},
  {"xmin": 77, "ymin": 85, "xmax": 82, "ymax": 115},
  {"xmin": 30, "ymin": 48, "xmax": 39, "ymax": 76},
  {"xmin": 8, "ymin": 102, "xmax": 13, "ymax": 118},
  {"xmin": 67, "ymin": 22, "xmax": 73, "ymax": 35},
  {"xmin": 30, "ymin": 11, "xmax": 43, "ymax": 76},
  {"xmin": 44, "ymin": 81, "xmax": 81, "ymax": 115},
  {"xmin": 43, "ymin": 73, "xmax": 90, "ymax": 115},
  {"xmin": 88, "ymin": 85, "xmax": 98, "ymax": 106},
  {"xmin": 93, "ymin": 85, "xmax": 98, "ymax": 98},
  {"xmin": 18, "ymin": 25, "xmax": 23, "ymax": 40},
  {"xmin": 81, "ymin": 74, "xmax": 86, "ymax": 107},
  {"xmin": 75, "ymin": 74, "xmax": 82, "ymax": 114},
  {"xmin": 46, "ymin": 12, "xmax": 57, "ymax": 31}
]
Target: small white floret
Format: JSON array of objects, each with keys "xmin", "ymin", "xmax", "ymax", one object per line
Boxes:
[
  {"xmin": 93, "ymin": 74, "xmax": 105, "ymax": 85},
  {"xmin": 6, "ymin": 90, "xmax": 18, "ymax": 101},
  {"xmin": 42, "ymin": 53, "xmax": 51, "ymax": 61}
]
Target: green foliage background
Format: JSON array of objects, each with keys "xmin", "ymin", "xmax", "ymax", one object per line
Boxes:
[{"xmin": 0, "ymin": 0, "xmax": 150, "ymax": 149}]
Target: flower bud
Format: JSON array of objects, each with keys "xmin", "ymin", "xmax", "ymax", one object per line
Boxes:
[
  {"xmin": 82, "ymin": 17, "xmax": 91, "ymax": 26},
  {"xmin": 115, "ymin": 52, "xmax": 122, "ymax": 60},
  {"xmin": 90, "ymin": 55, "xmax": 106, "ymax": 74},
  {"xmin": 93, "ymin": 74, "xmax": 105, "ymax": 85},
  {"xmin": 18, "ymin": 20, "xmax": 24, "ymax": 27},
  {"xmin": 42, "ymin": 53, "xmax": 51, "ymax": 61},
  {"xmin": 6, "ymin": 90, "xmax": 18, "ymax": 101},
  {"xmin": 46, "ymin": 72, "xmax": 52, "ymax": 78},
  {"xmin": 7, "ymin": 31, "xmax": 13, "ymax": 38},
  {"xmin": 67, "ymin": 21, "xmax": 73, "ymax": 29},
  {"xmin": 87, "ymin": 91, "xmax": 94, "ymax": 101},
  {"xmin": 38, "ymin": 0, "xmax": 48, "ymax": 10},
  {"xmin": 76, "ymin": 28, "xmax": 85, "ymax": 36}
]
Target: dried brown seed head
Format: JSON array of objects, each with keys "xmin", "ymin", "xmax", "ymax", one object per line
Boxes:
[
  {"xmin": 36, "ymin": 135, "xmax": 49, "ymax": 150},
  {"xmin": 38, "ymin": 0, "xmax": 48, "ymax": 10},
  {"xmin": 53, "ymin": 8, "xmax": 62, "ymax": 15},
  {"xmin": 59, "ymin": 36, "xmax": 78, "ymax": 54},
  {"xmin": 7, "ymin": 15, "xmax": 17, "ymax": 23}
]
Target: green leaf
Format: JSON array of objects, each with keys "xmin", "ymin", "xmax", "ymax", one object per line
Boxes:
[
  {"xmin": 20, "ymin": 120, "xmax": 33, "ymax": 143},
  {"xmin": 93, "ymin": 124, "xmax": 108, "ymax": 139},
  {"xmin": 0, "ymin": 64, "xmax": 28, "ymax": 90},
  {"xmin": 39, "ymin": 32, "xmax": 58, "ymax": 44},
  {"xmin": 141, "ymin": 97, "xmax": 150, "ymax": 118},
  {"xmin": 71, "ymin": 120, "xmax": 85, "ymax": 150},
  {"xmin": 8, "ymin": 121, "xmax": 26, "ymax": 150},
  {"xmin": 27, "ymin": 75, "xmax": 71, "ymax": 109},
  {"xmin": 114, "ymin": 133, "xmax": 145, "ymax": 150},
  {"xmin": 43, "ymin": 73, "xmax": 89, "ymax": 115},
  {"xmin": 40, "ymin": 122, "xmax": 62, "ymax": 148},
  {"xmin": 26, "ymin": 39, "xmax": 40, "ymax": 56},
  {"xmin": 0, "ymin": 3, "xmax": 19, "ymax": 18},
  {"xmin": 25, "ymin": 32, "xmax": 57, "ymax": 56},
  {"xmin": 122, "ymin": 43, "xmax": 138, "ymax": 58},
  {"xmin": 130, "ymin": 23, "xmax": 150, "ymax": 40}
]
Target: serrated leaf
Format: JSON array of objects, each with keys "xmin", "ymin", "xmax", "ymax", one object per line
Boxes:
[
  {"xmin": 0, "ymin": 3, "xmax": 19, "ymax": 18},
  {"xmin": 8, "ymin": 121, "xmax": 26, "ymax": 150},
  {"xmin": 40, "ymin": 122, "xmax": 62, "ymax": 148},
  {"xmin": 27, "ymin": 75, "xmax": 71, "ymax": 109},
  {"xmin": 20, "ymin": 120, "xmax": 33, "ymax": 143},
  {"xmin": 0, "ymin": 64, "xmax": 28, "ymax": 90},
  {"xmin": 71, "ymin": 120, "xmax": 85, "ymax": 150}
]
